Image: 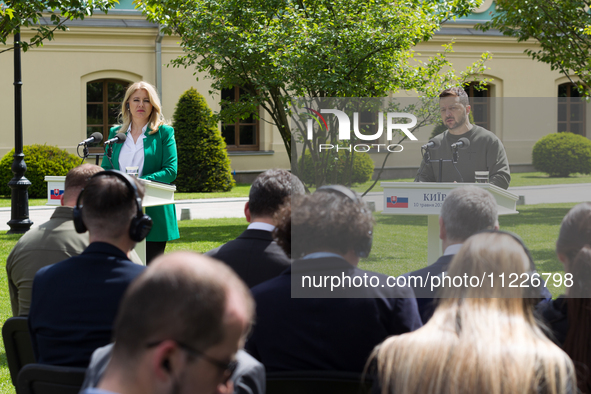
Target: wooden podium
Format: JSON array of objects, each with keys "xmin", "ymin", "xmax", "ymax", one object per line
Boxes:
[
  {"xmin": 45, "ymin": 176, "xmax": 176, "ymax": 265},
  {"xmin": 381, "ymin": 182, "xmax": 519, "ymax": 264}
]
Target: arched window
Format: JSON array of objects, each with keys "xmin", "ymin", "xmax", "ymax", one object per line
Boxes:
[
  {"xmin": 558, "ymin": 83, "xmax": 586, "ymax": 136},
  {"xmin": 221, "ymin": 86, "xmax": 259, "ymax": 151},
  {"xmin": 464, "ymin": 82, "xmax": 491, "ymax": 131},
  {"xmin": 86, "ymin": 79, "xmax": 129, "ymax": 151}
]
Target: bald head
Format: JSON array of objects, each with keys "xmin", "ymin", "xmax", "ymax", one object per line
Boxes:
[{"xmin": 111, "ymin": 252, "xmax": 254, "ymax": 364}]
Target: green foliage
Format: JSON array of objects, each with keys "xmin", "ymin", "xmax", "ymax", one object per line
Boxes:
[
  {"xmin": 137, "ymin": 0, "xmax": 490, "ymax": 160},
  {"xmin": 172, "ymin": 88, "xmax": 235, "ymax": 192},
  {"xmin": 532, "ymin": 132, "xmax": 591, "ymax": 177},
  {"xmin": 299, "ymin": 150, "xmax": 374, "ymax": 187},
  {"xmin": 478, "ymin": 0, "xmax": 591, "ymax": 94},
  {"xmin": 0, "ymin": 0, "xmax": 118, "ymax": 53},
  {"xmin": 0, "ymin": 144, "xmax": 80, "ymax": 198}
]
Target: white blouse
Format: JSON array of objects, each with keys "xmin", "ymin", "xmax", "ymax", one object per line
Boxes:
[{"xmin": 119, "ymin": 124, "xmax": 147, "ymax": 177}]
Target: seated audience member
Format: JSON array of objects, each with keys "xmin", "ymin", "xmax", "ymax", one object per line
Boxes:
[
  {"xmin": 369, "ymin": 232, "xmax": 576, "ymax": 394},
  {"xmin": 6, "ymin": 164, "xmax": 103, "ymax": 316},
  {"xmin": 538, "ymin": 202, "xmax": 591, "ymax": 394},
  {"xmin": 406, "ymin": 185, "xmax": 551, "ymax": 322},
  {"xmin": 28, "ymin": 170, "xmax": 147, "ymax": 367},
  {"xmin": 245, "ymin": 186, "xmax": 422, "ymax": 373},
  {"xmin": 207, "ymin": 169, "xmax": 304, "ymax": 288},
  {"xmin": 406, "ymin": 186, "xmax": 499, "ymax": 322},
  {"xmin": 81, "ymin": 251, "xmax": 255, "ymax": 394}
]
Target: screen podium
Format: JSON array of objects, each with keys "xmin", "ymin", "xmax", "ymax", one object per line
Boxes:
[
  {"xmin": 45, "ymin": 176, "xmax": 176, "ymax": 265},
  {"xmin": 381, "ymin": 182, "xmax": 519, "ymax": 264}
]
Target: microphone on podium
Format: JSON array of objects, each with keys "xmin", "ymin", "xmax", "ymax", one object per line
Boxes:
[
  {"xmin": 451, "ymin": 137, "xmax": 470, "ymax": 150},
  {"xmin": 78, "ymin": 132, "xmax": 103, "ymax": 146},
  {"xmin": 104, "ymin": 133, "xmax": 127, "ymax": 146},
  {"xmin": 421, "ymin": 139, "xmax": 441, "ymax": 150}
]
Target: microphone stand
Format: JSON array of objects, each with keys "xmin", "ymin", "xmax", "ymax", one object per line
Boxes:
[
  {"xmin": 105, "ymin": 142, "xmax": 115, "ymax": 168},
  {"xmin": 423, "ymin": 149, "xmax": 455, "ymax": 183},
  {"xmin": 77, "ymin": 142, "xmax": 90, "ymax": 165}
]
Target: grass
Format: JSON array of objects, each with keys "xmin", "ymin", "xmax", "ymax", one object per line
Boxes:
[
  {"xmin": 0, "ymin": 202, "xmax": 577, "ymax": 393},
  {"xmin": 0, "ymin": 184, "xmax": 252, "ymax": 208},
  {"xmin": 0, "ymin": 172, "xmax": 591, "ymax": 208},
  {"xmin": 174, "ymin": 183, "xmax": 251, "ymax": 200},
  {"xmin": 350, "ymin": 172, "xmax": 591, "ymax": 194},
  {"xmin": 0, "ymin": 172, "xmax": 589, "ymax": 207}
]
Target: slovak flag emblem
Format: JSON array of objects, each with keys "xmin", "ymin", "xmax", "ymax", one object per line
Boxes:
[
  {"xmin": 50, "ymin": 188, "xmax": 64, "ymax": 200},
  {"xmin": 387, "ymin": 196, "xmax": 408, "ymax": 208}
]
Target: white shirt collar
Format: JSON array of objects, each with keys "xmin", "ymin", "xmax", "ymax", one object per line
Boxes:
[
  {"xmin": 443, "ymin": 243, "xmax": 463, "ymax": 256},
  {"xmin": 247, "ymin": 222, "xmax": 276, "ymax": 232},
  {"xmin": 126, "ymin": 123, "xmax": 149, "ymax": 134}
]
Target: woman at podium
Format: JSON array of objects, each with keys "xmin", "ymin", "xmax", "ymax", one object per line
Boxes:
[{"xmin": 102, "ymin": 81, "xmax": 179, "ymax": 263}]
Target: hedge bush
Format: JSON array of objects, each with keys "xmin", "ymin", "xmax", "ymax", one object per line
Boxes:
[
  {"xmin": 0, "ymin": 145, "xmax": 80, "ymax": 198},
  {"xmin": 298, "ymin": 150, "xmax": 374, "ymax": 187},
  {"xmin": 532, "ymin": 132, "xmax": 591, "ymax": 177},
  {"xmin": 172, "ymin": 88, "xmax": 235, "ymax": 192}
]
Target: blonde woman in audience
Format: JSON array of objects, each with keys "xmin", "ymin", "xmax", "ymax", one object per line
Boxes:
[
  {"xmin": 369, "ymin": 232, "xmax": 576, "ymax": 394},
  {"xmin": 538, "ymin": 202, "xmax": 591, "ymax": 394}
]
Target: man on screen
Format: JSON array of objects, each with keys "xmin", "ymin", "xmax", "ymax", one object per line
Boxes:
[{"xmin": 415, "ymin": 87, "xmax": 511, "ymax": 189}]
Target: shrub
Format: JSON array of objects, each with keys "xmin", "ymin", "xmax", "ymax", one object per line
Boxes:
[
  {"xmin": 298, "ymin": 150, "xmax": 374, "ymax": 187},
  {"xmin": 0, "ymin": 145, "xmax": 80, "ymax": 198},
  {"xmin": 172, "ymin": 88, "xmax": 235, "ymax": 192},
  {"xmin": 532, "ymin": 132, "xmax": 591, "ymax": 177}
]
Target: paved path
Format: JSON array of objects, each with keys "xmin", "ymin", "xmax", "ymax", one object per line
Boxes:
[{"xmin": 1, "ymin": 184, "xmax": 589, "ymax": 231}]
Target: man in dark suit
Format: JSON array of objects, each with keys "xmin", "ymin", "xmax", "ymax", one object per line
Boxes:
[
  {"xmin": 28, "ymin": 171, "xmax": 147, "ymax": 367},
  {"xmin": 207, "ymin": 169, "xmax": 304, "ymax": 288},
  {"xmin": 245, "ymin": 186, "xmax": 422, "ymax": 373},
  {"xmin": 80, "ymin": 252, "xmax": 259, "ymax": 394},
  {"xmin": 407, "ymin": 186, "xmax": 499, "ymax": 323}
]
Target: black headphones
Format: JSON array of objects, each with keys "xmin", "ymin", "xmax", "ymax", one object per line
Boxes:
[
  {"xmin": 314, "ymin": 185, "xmax": 373, "ymax": 258},
  {"xmin": 73, "ymin": 170, "xmax": 153, "ymax": 242}
]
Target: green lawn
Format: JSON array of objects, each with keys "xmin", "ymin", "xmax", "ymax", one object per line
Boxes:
[
  {"xmin": 350, "ymin": 172, "xmax": 591, "ymax": 194},
  {"xmin": 1, "ymin": 172, "xmax": 590, "ymax": 208},
  {"xmin": 0, "ymin": 202, "xmax": 577, "ymax": 393}
]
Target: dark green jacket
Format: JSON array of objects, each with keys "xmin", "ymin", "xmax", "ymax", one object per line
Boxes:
[{"xmin": 102, "ymin": 124, "xmax": 180, "ymax": 242}]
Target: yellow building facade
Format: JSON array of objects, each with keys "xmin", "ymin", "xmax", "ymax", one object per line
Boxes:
[{"xmin": 0, "ymin": 1, "xmax": 588, "ymax": 182}]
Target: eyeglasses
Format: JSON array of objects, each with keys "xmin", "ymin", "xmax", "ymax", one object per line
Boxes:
[{"xmin": 146, "ymin": 340, "xmax": 238, "ymax": 381}]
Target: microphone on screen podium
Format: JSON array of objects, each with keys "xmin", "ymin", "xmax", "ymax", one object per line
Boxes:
[
  {"xmin": 451, "ymin": 137, "xmax": 471, "ymax": 150},
  {"xmin": 104, "ymin": 133, "xmax": 127, "ymax": 146},
  {"xmin": 78, "ymin": 132, "xmax": 103, "ymax": 146},
  {"xmin": 421, "ymin": 139, "xmax": 441, "ymax": 150}
]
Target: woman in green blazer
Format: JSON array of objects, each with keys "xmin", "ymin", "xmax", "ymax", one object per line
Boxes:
[{"xmin": 102, "ymin": 81, "xmax": 179, "ymax": 263}]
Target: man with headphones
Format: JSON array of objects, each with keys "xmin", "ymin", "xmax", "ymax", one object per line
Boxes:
[
  {"xmin": 80, "ymin": 252, "xmax": 255, "ymax": 394},
  {"xmin": 28, "ymin": 170, "xmax": 148, "ymax": 367},
  {"xmin": 245, "ymin": 185, "xmax": 422, "ymax": 373}
]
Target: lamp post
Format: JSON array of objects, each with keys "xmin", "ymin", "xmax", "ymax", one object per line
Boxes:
[{"xmin": 7, "ymin": 31, "xmax": 33, "ymax": 234}]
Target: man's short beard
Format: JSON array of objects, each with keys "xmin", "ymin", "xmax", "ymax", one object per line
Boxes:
[{"xmin": 448, "ymin": 113, "xmax": 467, "ymax": 131}]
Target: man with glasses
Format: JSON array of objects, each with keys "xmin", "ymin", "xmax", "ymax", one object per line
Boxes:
[
  {"xmin": 81, "ymin": 251, "xmax": 256, "ymax": 394},
  {"xmin": 415, "ymin": 87, "xmax": 511, "ymax": 189}
]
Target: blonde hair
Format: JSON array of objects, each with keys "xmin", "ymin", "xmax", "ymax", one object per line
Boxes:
[
  {"xmin": 369, "ymin": 233, "xmax": 575, "ymax": 394},
  {"xmin": 118, "ymin": 81, "xmax": 167, "ymax": 135}
]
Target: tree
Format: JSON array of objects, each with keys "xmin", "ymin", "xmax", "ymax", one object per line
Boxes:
[
  {"xmin": 172, "ymin": 87, "xmax": 235, "ymax": 192},
  {"xmin": 136, "ymin": 0, "xmax": 490, "ymax": 163},
  {"xmin": 0, "ymin": 0, "xmax": 118, "ymax": 54},
  {"xmin": 478, "ymin": 0, "xmax": 591, "ymax": 94}
]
